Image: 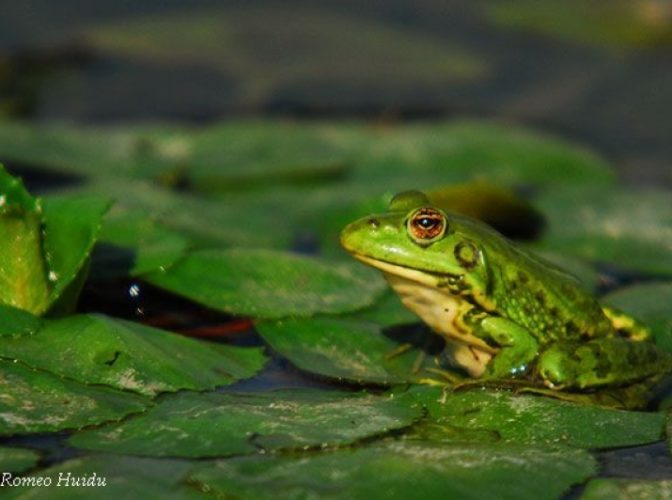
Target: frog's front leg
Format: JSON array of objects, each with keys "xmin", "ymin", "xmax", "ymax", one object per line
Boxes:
[
  {"xmin": 538, "ymin": 337, "xmax": 671, "ymax": 389},
  {"xmin": 467, "ymin": 313, "xmax": 539, "ymax": 379}
]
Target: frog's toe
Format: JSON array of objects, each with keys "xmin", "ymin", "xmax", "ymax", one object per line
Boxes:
[{"xmin": 537, "ymin": 346, "xmax": 577, "ymax": 390}]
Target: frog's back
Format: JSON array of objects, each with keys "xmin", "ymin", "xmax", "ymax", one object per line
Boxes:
[{"xmin": 452, "ymin": 214, "xmax": 614, "ymax": 343}]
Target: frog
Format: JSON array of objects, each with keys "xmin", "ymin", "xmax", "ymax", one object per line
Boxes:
[{"xmin": 340, "ymin": 190, "xmax": 671, "ymax": 390}]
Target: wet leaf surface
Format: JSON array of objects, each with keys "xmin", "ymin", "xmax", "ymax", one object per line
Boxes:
[
  {"xmin": 0, "ymin": 305, "xmax": 42, "ymax": 338},
  {"xmin": 0, "ymin": 446, "xmax": 40, "ymax": 474},
  {"xmin": 411, "ymin": 386, "xmax": 665, "ymax": 449},
  {"xmin": 2, "ymin": 455, "xmax": 206, "ymax": 499},
  {"xmin": 534, "ymin": 186, "xmax": 672, "ymax": 277},
  {"xmin": 146, "ymin": 249, "xmax": 386, "ymax": 319},
  {"xmin": 582, "ymin": 478, "xmax": 672, "ymax": 500},
  {"xmin": 0, "ymin": 314, "xmax": 267, "ymax": 396},
  {"xmin": 69, "ymin": 390, "xmax": 422, "ymax": 457},
  {"xmin": 0, "ymin": 361, "xmax": 149, "ymax": 436},
  {"xmin": 189, "ymin": 440, "xmax": 596, "ymax": 500}
]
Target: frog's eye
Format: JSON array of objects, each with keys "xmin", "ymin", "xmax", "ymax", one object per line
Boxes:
[{"xmin": 408, "ymin": 208, "xmax": 446, "ymax": 243}]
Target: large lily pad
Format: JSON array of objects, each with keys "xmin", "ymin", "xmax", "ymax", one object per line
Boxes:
[
  {"xmin": 146, "ymin": 249, "xmax": 386, "ymax": 319},
  {"xmin": 582, "ymin": 478, "xmax": 672, "ymax": 500},
  {"xmin": 351, "ymin": 121, "xmax": 615, "ymax": 192},
  {"xmin": 1, "ymin": 455, "xmax": 206, "ymax": 499},
  {"xmin": 190, "ymin": 440, "xmax": 596, "ymax": 500},
  {"xmin": 0, "ymin": 314, "xmax": 267, "ymax": 396},
  {"xmin": 411, "ymin": 386, "xmax": 665, "ymax": 449},
  {"xmin": 603, "ymin": 283, "xmax": 672, "ymax": 353},
  {"xmin": 484, "ymin": 1, "xmax": 672, "ymax": 49},
  {"xmin": 0, "ymin": 446, "xmax": 40, "ymax": 474},
  {"xmin": 534, "ymin": 186, "xmax": 672, "ymax": 277},
  {"xmin": 0, "ymin": 361, "xmax": 149, "ymax": 435},
  {"xmin": 255, "ymin": 301, "xmax": 440, "ymax": 385},
  {"xmin": 69, "ymin": 390, "xmax": 422, "ymax": 457}
]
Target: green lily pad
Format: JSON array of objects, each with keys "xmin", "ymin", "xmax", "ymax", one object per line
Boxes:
[
  {"xmin": 534, "ymin": 186, "xmax": 672, "ymax": 277},
  {"xmin": 352, "ymin": 121, "xmax": 615, "ymax": 192},
  {"xmin": 0, "ymin": 361, "xmax": 149, "ymax": 435},
  {"xmin": 255, "ymin": 304, "xmax": 440, "ymax": 385},
  {"xmin": 190, "ymin": 440, "xmax": 596, "ymax": 500},
  {"xmin": 41, "ymin": 194, "xmax": 111, "ymax": 309},
  {"xmin": 145, "ymin": 249, "xmax": 386, "ymax": 319},
  {"xmin": 603, "ymin": 283, "xmax": 672, "ymax": 353},
  {"xmin": 582, "ymin": 478, "xmax": 672, "ymax": 500},
  {"xmin": 0, "ymin": 304, "xmax": 42, "ymax": 337},
  {"xmin": 0, "ymin": 314, "xmax": 267, "ymax": 396},
  {"xmin": 411, "ymin": 386, "xmax": 665, "ymax": 449},
  {"xmin": 0, "ymin": 166, "xmax": 110, "ymax": 314},
  {"xmin": 0, "ymin": 121, "xmax": 189, "ymax": 179},
  {"xmin": 1, "ymin": 455, "xmax": 206, "ymax": 499},
  {"xmin": 187, "ymin": 121, "xmax": 348, "ymax": 192},
  {"xmin": 69, "ymin": 390, "xmax": 422, "ymax": 457},
  {"xmin": 0, "ymin": 446, "xmax": 40, "ymax": 474},
  {"xmin": 484, "ymin": 1, "xmax": 672, "ymax": 49},
  {"xmin": 97, "ymin": 209, "xmax": 189, "ymax": 277}
]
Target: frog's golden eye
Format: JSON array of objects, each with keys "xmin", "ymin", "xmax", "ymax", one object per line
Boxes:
[{"xmin": 408, "ymin": 208, "xmax": 446, "ymax": 243}]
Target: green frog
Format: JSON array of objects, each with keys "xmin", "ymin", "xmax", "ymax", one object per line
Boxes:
[{"xmin": 340, "ymin": 190, "xmax": 671, "ymax": 390}]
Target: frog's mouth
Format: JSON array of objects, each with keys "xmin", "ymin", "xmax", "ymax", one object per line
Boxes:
[{"xmin": 351, "ymin": 253, "xmax": 457, "ymax": 288}]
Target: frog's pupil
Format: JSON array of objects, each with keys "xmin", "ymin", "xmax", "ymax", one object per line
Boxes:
[{"xmin": 419, "ymin": 217, "xmax": 436, "ymax": 229}]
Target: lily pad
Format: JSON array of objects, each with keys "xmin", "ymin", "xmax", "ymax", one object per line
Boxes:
[
  {"xmin": 582, "ymin": 478, "xmax": 672, "ymax": 500},
  {"xmin": 145, "ymin": 249, "xmax": 386, "ymax": 319},
  {"xmin": 484, "ymin": 1, "xmax": 672, "ymax": 49},
  {"xmin": 411, "ymin": 386, "xmax": 665, "ymax": 449},
  {"xmin": 0, "ymin": 314, "xmax": 267, "ymax": 396},
  {"xmin": 534, "ymin": 186, "xmax": 672, "ymax": 277},
  {"xmin": 0, "ymin": 361, "xmax": 149, "ymax": 435},
  {"xmin": 97, "ymin": 209, "xmax": 190, "ymax": 277},
  {"xmin": 69, "ymin": 389, "xmax": 422, "ymax": 457},
  {"xmin": 352, "ymin": 121, "xmax": 615, "ymax": 192},
  {"xmin": 1, "ymin": 455, "xmax": 205, "ymax": 499},
  {"xmin": 255, "ymin": 304, "xmax": 440, "ymax": 385},
  {"xmin": 190, "ymin": 440, "xmax": 596, "ymax": 500},
  {"xmin": 603, "ymin": 283, "xmax": 672, "ymax": 353},
  {"xmin": 0, "ymin": 304, "xmax": 42, "ymax": 337},
  {"xmin": 0, "ymin": 446, "xmax": 40, "ymax": 474},
  {"xmin": 0, "ymin": 166, "xmax": 110, "ymax": 314}
]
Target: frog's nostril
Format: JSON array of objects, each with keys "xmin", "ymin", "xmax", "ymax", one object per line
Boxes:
[{"xmin": 368, "ymin": 217, "xmax": 380, "ymax": 229}]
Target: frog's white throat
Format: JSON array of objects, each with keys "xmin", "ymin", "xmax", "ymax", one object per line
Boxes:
[{"xmin": 352, "ymin": 253, "xmax": 494, "ymax": 377}]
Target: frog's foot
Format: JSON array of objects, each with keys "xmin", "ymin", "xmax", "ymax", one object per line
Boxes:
[
  {"xmin": 538, "ymin": 338, "xmax": 672, "ymax": 390},
  {"xmin": 472, "ymin": 316, "xmax": 539, "ymax": 379},
  {"xmin": 602, "ymin": 306, "xmax": 651, "ymax": 341}
]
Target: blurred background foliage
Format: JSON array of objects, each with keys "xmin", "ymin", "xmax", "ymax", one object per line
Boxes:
[{"xmin": 0, "ymin": 0, "xmax": 671, "ymax": 187}]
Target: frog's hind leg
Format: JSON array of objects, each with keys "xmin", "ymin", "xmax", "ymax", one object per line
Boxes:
[
  {"xmin": 602, "ymin": 306, "xmax": 651, "ymax": 341},
  {"xmin": 538, "ymin": 337, "xmax": 671, "ymax": 390}
]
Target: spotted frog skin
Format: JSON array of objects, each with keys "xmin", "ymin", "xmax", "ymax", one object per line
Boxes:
[{"xmin": 340, "ymin": 190, "xmax": 671, "ymax": 390}]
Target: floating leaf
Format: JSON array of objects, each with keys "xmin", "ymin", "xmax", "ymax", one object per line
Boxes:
[
  {"xmin": 69, "ymin": 390, "xmax": 421, "ymax": 457},
  {"xmin": 0, "ymin": 314, "xmax": 267, "ymax": 396},
  {"xmin": 0, "ymin": 304, "xmax": 42, "ymax": 338},
  {"xmin": 0, "ymin": 166, "xmax": 110, "ymax": 314},
  {"xmin": 0, "ymin": 361, "xmax": 149, "ymax": 435},
  {"xmin": 190, "ymin": 440, "xmax": 596, "ymax": 500},
  {"xmin": 534, "ymin": 186, "xmax": 672, "ymax": 277},
  {"xmin": 603, "ymin": 283, "xmax": 672, "ymax": 353},
  {"xmin": 411, "ymin": 386, "xmax": 665, "ymax": 449},
  {"xmin": 352, "ymin": 121, "xmax": 615, "ymax": 192},
  {"xmin": 484, "ymin": 1, "xmax": 672, "ymax": 49},
  {"xmin": 146, "ymin": 249, "xmax": 386, "ymax": 319},
  {"xmin": 1, "ymin": 455, "xmax": 204, "ymax": 499},
  {"xmin": 255, "ymin": 300, "xmax": 441, "ymax": 385},
  {"xmin": 582, "ymin": 478, "xmax": 672, "ymax": 500},
  {"xmin": 0, "ymin": 446, "xmax": 40, "ymax": 474},
  {"xmin": 97, "ymin": 209, "xmax": 189, "ymax": 277}
]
